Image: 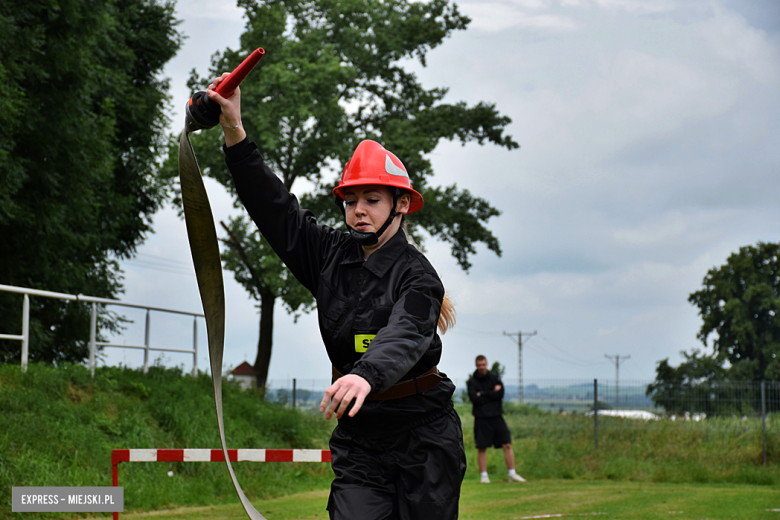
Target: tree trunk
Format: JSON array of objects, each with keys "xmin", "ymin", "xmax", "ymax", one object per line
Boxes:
[{"xmin": 254, "ymin": 287, "xmax": 275, "ymax": 389}]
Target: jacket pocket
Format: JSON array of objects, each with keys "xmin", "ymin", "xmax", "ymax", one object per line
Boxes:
[{"xmin": 318, "ymin": 279, "xmax": 348, "ymax": 336}]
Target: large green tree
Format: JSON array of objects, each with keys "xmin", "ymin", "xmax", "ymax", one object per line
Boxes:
[
  {"xmin": 0, "ymin": 0, "xmax": 182, "ymax": 364},
  {"xmin": 648, "ymin": 242, "xmax": 780, "ymax": 413},
  {"xmin": 181, "ymin": 0, "xmax": 518, "ymax": 387}
]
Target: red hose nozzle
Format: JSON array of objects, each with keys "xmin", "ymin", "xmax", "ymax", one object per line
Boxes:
[
  {"xmin": 215, "ymin": 48, "xmax": 265, "ymax": 99},
  {"xmin": 185, "ymin": 48, "xmax": 265, "ymax": 131}
]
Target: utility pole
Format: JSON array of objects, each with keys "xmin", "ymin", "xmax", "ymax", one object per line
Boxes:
[
  {"xmin": 504, "ymin": 330, "xmax": 536, "ymax": 404},
  {"xmin": 604, "ymin": 354, "xmax": 630, "ymax": 409}
]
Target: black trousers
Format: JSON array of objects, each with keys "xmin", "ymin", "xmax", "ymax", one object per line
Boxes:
[{"xmin": 327, "ymin": 406, "xmax": 466, "ymax": 520}]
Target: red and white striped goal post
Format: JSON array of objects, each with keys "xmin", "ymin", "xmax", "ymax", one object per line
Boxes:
[{"xmin": 111, "ymin": 449, "xmax": 331, "ymax": 520}]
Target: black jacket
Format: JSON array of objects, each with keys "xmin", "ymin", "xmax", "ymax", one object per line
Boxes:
[
  {"xmin": 224, "ymin": 139, "xmax": 455, "ymax": 436},
  {"xmin": 467, "ymin": 370, "xmax": 504, "ymax": 418}
]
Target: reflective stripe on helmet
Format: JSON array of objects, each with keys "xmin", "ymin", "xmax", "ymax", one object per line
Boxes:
[{"xmin": 385, "ymin": 154, "xmax": 408, "ymax": 178}]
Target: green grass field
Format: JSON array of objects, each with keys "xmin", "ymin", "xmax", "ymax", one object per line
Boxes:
[
  {"xmin": 114, "ymin": 480, "xmax": 780, "ymax": 520},
  {"xmin": 4, "ymin": 364, "xmax": 778, "ymax": 520}
]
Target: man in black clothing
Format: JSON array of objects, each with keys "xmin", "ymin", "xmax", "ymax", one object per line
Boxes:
[{"xmin": 467, "ymin": 355, "xmax": 526, "ymax": 484}]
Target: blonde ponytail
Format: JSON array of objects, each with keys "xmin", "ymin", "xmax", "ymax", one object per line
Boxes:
[{"xmin": 438, "ymin": 293, "xmax": 456, "ymax": 334}]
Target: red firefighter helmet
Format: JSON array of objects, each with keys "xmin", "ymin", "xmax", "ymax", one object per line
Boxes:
[{"xmin": 333, "ymin": 140, "xmax": 424, "ymax": 214}]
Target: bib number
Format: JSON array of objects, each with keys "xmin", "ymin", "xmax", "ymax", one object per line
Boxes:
[{"xmin": 354, "ymin": 334, "xmax": 376, "ymax": 353}]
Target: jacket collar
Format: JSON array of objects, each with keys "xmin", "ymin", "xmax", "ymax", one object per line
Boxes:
[{"xmin": 340, "ymin": 228, "xmax": 407, "ymax": 278}]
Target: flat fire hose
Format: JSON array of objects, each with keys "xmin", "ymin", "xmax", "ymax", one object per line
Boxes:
[{"xmin": 178, "ymin": 48, "xmax": 267, "ymax": 520}]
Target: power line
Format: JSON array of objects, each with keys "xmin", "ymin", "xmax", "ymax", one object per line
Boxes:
[
  {"xmin": 522, "ymin": 341, "xmax": 602, "ymax": 367},
  {"xmin": 453, "ymin": 327, "xmax": 604, "ymax": 368},
  {"xmin": 123, "ymin": 259, "xmax": 195, "ymax": 276},
  {"xmin": 121, "ymin": 252, "xmax": 196, "ymax": 275},
  {"xmin": 136, "ymin": 252, "xmax": 193, "ymax": 266},
  {"xmin": 536, "ymin": 334, "xmax": 603, "ymax": 366},
  {"xmin": 123, "ymin": 253, "xmax": 234, "ymax": 277},
  {"xmin": 449, "ymin": 327, "xmax": 501, "ymax": 338}
]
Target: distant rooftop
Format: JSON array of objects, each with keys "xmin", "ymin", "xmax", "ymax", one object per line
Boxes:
[{"xmin": 230, "ymin": 361, "xmax": 259, "ymax": 376}]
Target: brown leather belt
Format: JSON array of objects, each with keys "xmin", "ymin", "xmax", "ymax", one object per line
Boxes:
[{"xmin": 332, "ymin": 366, "xmax": 442, "ymax": 401}]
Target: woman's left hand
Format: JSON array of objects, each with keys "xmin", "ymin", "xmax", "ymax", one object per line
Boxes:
[{"xmin": 320, "ymin": 374, "xmax": 371, "ymax": 419}]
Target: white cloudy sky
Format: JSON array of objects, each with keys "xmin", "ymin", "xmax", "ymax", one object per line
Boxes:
[{"xmin": 102, "ymin": 0, "xmax": 780, "ymax": 387}]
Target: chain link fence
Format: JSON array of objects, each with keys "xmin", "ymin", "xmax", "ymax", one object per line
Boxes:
[
  {"xmin": 259, "ymin": 376, "xmax": 778, "ymax": 466},
  {"xmin": 261, "ymin": 377, "xmax": 779, "ymax": 418}
]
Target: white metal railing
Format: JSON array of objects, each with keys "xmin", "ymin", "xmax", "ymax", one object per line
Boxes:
[{"xmin": 0, "ymin": 284, "xmax": 203, "ymax": 376}]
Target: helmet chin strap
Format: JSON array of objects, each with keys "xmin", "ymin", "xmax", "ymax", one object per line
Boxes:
[{"xmin": 336, "ymin": 189, "xmax": 400, "ymax": 247}]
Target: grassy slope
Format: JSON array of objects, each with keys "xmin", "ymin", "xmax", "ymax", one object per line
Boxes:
[{"xmin": 0, "ymin": 363, "xmax": 335, "ymax": 519}]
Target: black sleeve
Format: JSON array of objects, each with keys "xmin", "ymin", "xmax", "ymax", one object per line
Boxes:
[
  {"xmin": 467, "ymin": 377, "xmax": 489, "ymax": 406},
  {"xmin": 483, "ymin": 374, "xmax": 505, "ymax": 401},
  {"xmin": 224, "ymin": 140, "xmax": 343, "ymax": 294},
  {"xmin": 350, "ymin": 259, "xmax": 444, "ymax": 393}
]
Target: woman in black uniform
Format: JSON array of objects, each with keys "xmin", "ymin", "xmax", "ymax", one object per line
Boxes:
[{"xmin": 207, "ymin": 74, "xmax": 466, "ymax": 520}]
